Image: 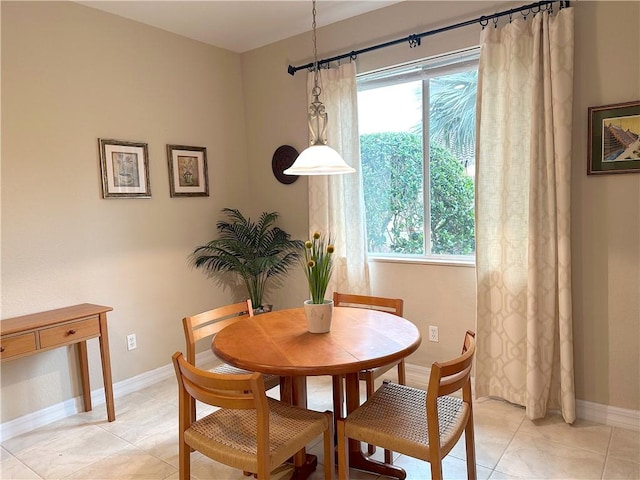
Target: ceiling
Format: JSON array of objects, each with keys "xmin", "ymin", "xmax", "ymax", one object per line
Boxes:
[{"xmin": 78, "ymin": 1, "xmax": 401, "ymax": 53}]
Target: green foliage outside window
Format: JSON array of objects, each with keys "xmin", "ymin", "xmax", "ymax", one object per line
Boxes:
[
  {"xmin": 360, "ymin": 132, "xmax": 424, "ymax": 254},
  {"xmin": 360, "ymin": 132, "xmax": 475, "ymax": 255},
  {"xmin": 429, "ymin": 143, "xmax": 475, "ymax": 255}
]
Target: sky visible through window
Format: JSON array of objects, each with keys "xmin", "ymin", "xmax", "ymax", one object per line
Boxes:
[
  {"xmin": 358, "ymin": 79, "xmax": 476, "ymax": 177},
  {"xmin": 357, "ymin": 81, "xmax": 421, "ymax": 135}
]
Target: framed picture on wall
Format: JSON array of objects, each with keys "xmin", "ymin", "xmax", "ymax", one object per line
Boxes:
[
  {"xmin": 98, "ymin": 139, "xmax": 151, "ymax": 198},
  {"xmin": 588, "ymin": 100, "xmax": 640, "ymax": 175},
  {"xmin": 167, "ymin": 144, "xmax": 209, "ymax": 197}
]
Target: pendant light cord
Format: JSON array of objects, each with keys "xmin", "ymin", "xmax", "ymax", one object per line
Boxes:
[
  {"xmin": 282, "ymin": 0, "xmax": 356, "ymax": 174},
  {"xmin": 311, "ymin": 0, "xmax": 321, "ymax": 98}
]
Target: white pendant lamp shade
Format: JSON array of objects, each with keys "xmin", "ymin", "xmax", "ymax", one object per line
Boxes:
[
  {"xmin": 284, "ymin": 145, "xmax": 355, "ymax": 175},
  {"xmin": 284, "ymin": 0, "xmax": 355, "ymax": 177}
]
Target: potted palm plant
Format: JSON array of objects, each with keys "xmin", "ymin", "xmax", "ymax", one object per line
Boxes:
[{"xmin": 191, "ymin": 208, "xmax": 303, "ymax": 312}]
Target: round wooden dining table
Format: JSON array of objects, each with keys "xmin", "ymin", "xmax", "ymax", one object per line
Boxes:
[{"xmin": 212, "ymin": 306, "xmax": 422, "ymax": 480}]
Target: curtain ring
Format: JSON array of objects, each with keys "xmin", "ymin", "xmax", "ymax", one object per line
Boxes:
[
  {"xmin": 493, "ymin": 16, "xmax": 499, "ymax": 28},
  {"xmin": 408, "ymin": 34, "xmax": 421, "ymax": 48},
  {"xmin": 509, "ymin": 12, "xmax": 513, "ymax": 23},
  {"xmin": 350, "ymin": 51, "xmax": 357, "ymax": 61},
  {"xmin": 479, "ymin": 16, "xmax": 489, "ymax": 29},
  {"xmin": 521, "ymin": 8, "xmax": 530, "ymax": 20}
]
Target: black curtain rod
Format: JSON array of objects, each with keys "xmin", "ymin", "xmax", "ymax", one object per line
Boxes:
[{"xmin": 288, "ymin": 0, "xmax": 568, "ymax": 75}]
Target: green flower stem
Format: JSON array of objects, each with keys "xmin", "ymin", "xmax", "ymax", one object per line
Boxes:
[{"xmin": 303, "ymin": 233, "xmax": 334, "ymax": 304}]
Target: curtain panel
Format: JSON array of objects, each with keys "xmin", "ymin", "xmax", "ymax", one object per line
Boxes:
[
  {"xmin": 307, "ymin": 62, "xmax": 371, "ymax": 296},
  {"xmin": 475, "ymin": 7, "xmax": 575, "ymax": 422}
]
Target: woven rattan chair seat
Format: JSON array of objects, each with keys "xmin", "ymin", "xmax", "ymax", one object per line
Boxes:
[
  {"xmin": 344, "ymin": 382, "xmax": 469, "ymax": 460},
  {"xmin": 212, "ymin": 363, "xmax": 280, "ymax": 391},
  {"xmin": 185, "ymin": 398, "xmax": 328, "ymax": 473}
]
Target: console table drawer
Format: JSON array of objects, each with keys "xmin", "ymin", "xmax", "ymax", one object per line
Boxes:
[
  {"xmin": 0, "ymin": 332, "xmax": 37, "ymax": 359},
  {"xmin": 40, "ymin": 317, "xmax": 100, "ymax": 349}
]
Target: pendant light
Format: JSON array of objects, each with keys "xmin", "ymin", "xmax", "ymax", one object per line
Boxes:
[{"xmin": 284, "ymin": 0, "xmax": 355, "ymax": 176}]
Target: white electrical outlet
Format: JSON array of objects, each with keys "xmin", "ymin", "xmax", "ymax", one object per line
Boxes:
[
  {"xmin": 428, "ymin": 325, "xmax": 439, "ymax": 342},
  {"xmin": 127, "ymin": 334, "xmax": 137, "ymax": 351}
]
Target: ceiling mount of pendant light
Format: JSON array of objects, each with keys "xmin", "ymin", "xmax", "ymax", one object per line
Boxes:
[{"xmin": 284, "ymin": 0, "xmax": 355, "ymax": 176}]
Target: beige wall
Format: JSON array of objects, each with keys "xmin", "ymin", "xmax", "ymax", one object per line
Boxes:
[
  {"xmin": 1, "ymin": 0, "xmax": 638, "ymax": 424},
  {"xmin": 1, "ymin": 1, "xmax": 251, "ymax": 421},
  {"xmin": 242, "ymin": 1, "xmax": 640, "ymax": 411},
  {"xmin": 571, "ymin": 1, "xmax": 640, "ymax": 410}
]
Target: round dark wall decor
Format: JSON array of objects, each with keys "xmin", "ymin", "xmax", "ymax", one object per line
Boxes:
[{"xmin": 272, "ymin": 145, "xmax": 299, "ymax": 184}]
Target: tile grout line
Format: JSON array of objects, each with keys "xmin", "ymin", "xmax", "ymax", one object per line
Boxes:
[
  {"xmin": 599, "ymin": 426, "xmax": 614, "ymax": 480},
  {"xmin": 490, "ymin": 408, "xmax": 527, "ymax": 476},
  {"xmin": 2, "ymin": 450, "xmax": 44, "ymax": 480}
]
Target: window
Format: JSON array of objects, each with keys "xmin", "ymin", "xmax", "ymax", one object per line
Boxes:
[{"xmin": 357, "ymin": 49, "xmax": 478, "ymax": 262}]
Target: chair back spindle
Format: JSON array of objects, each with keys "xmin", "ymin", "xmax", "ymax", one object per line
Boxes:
[
  {"xmin": 333, "ymin": 292, "xmax": 403, "ymax": 316},
  {"xmin": 183, "ymin": 300, "xmax": 254, "ymax": 365}
]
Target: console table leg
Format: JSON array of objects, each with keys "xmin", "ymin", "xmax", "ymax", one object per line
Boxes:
[
  {"xmin": 77, "ymin": 341, "xmax": 92, "ymax": 412},
  {"xmin": 98, "ymin": 313, "xmax": 115, "ymax": 422}
]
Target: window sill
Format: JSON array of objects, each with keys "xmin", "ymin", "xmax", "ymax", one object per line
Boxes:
[{"xmin": 368, "ymin": 255, "xmax": 475, "ymax": 268}]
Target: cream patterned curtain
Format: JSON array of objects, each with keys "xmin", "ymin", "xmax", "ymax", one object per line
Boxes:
[
  {"xmin": 475, "ymin": 7, "xmax": 575, "ymax": 422},
  {"xmin": 307, "ymin": 62, "xmax": 370, "ymax": 296}
]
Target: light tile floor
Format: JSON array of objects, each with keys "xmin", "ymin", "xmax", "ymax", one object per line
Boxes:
[{"xmin": 1, "ymin": 370, "xmax": 638, "ymax": 480}]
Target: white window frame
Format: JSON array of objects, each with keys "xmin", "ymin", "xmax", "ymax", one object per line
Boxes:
[{"xmin": 357, "ymin": 47, "xmax": 479, "ymax": 266}]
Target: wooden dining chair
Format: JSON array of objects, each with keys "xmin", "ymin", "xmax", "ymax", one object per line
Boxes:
[
  {"xmin": 336, "ymin": 331, "xmax": 477, "ymax": 480},
  {"xmin": 172, "ymin": 352, "xmax": 334, "ymax": 480},
  {"xmin": 182, "ymin": 300, "xmax": 280, "ymax": 423},
  {"xmin": 332, "ymin": 292, "xmax": 405, "ymax": 459}
]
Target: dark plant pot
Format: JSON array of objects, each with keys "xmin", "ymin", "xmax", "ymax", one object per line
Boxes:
[{"xmin": 254, "ymin": 304, "xmax": 273, "ymax": 315}]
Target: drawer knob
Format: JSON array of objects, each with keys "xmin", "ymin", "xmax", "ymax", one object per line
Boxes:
[
  {"xmin": 0, "ymin": 346, "xmax": 4, "ymax": 353},
  {"xmin": 68, "ymin": 329, "xmax": 77, "ymax": 335}
]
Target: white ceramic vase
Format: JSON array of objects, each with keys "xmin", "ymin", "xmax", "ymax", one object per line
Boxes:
[{"xmin": 303, "ymin": 299, "xmax": 334, "ymax": 333}]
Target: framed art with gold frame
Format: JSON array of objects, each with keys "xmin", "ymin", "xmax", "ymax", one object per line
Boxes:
[{"xmin": 167, "ymin": 144, "xmax": 209, "ymax": 197}]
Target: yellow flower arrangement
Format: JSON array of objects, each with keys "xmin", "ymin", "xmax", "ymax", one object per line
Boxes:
[{"xmin": 303, "ymin": 231, "xmax": 334, "ymax": 304}]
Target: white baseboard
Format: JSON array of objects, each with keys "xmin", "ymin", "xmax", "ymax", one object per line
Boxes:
[
  {"xmin": 576, "ymin": 399, "xmax": 640, "ymax": 431},
  {"xmin": 0, "ymin": 350, "xmax": 217, "ymax": 442},
  {"xmin": 2, "ymin": 356, "xmax": 638, "ymax": 441},
  {"xmin": 403, "ymin": 363, "xmax": 640, "ymax": 432}
]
